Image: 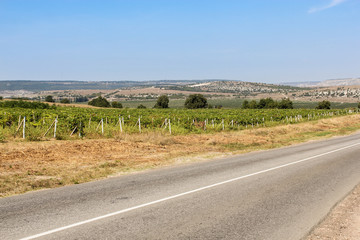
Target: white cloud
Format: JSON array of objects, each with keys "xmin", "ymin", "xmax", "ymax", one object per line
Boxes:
[{"xmin": 308, "ymin": 0, "xmax": 347, "ymax": 13}]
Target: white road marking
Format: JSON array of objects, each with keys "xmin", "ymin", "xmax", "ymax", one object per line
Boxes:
[{"xmin": 20, "ymin": 142, "xmax": 360, "ymax": 240}]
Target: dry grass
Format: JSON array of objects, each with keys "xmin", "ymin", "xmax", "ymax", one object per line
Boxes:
[{"xmin": 1, "ymin": 115, "xmax": 360, "ymax": 197}]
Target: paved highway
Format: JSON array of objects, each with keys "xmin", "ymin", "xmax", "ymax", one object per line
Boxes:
[{"xmin": 1, "ymin": 133, "xmax": 360, "ymax": 240}]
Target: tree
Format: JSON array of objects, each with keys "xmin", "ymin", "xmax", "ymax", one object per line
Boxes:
[
  {"xmin": 88, "ymin": 96, "xmax": 110, "ymax": 108},
  {"xmin": 45, "ymin": 95, "xmax": 55, "ymax": 103},
  {"xmin": 137, "ymin": 104, "xmax": 146, "ymax": 109},
  {"xmin": 0, "ymin": 96, "xmax": 3, "ymax": 100},
  {"xmin": 184, "ymin": 94, "xmax": 208, "ymax": 109},
  {"xmin": 111, "ymin": 101, "xmax": 123, "ymax": 108},
  {"xmin": 154, "ymin": 95, "xmax": 169, "ymax": 108},
  {"xmin": 258, "ymin": 98, "xmax": 277, "ymax": 109},
  {"xmin": 242, "ymin": 100, "xmax": 250, "ymax": 109},
  {"xmin": 316, "ymin": 100, "xmax": 331, "ymax": 109},
  {"xmin": 358, "ymin": 102, "xmax": 360, "ymax": 109},
  {"xmin": 75, "ymin": 96, "xmax": 88, "ymax": 102},
  {"xmin": 242, "ymin": 98, "xmax": 293, "ymax": 109},
  {"xmin": 248, "ymin": 100, "xmax": 258, "ymax": 109},
  {"xmin": 60, "ymin": 98, "xmax": 70, "ymax": 104},
  {"xmin": 278, "ymin": 98, "xmax": 293, "ymax": 109}
]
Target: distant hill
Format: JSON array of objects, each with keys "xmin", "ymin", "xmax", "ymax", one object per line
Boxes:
[
  {"xmin": 281, "ymin": 81, "xmax": 321, "ymax": 87},
  {"xmin": 282, "ymin": 78, "xmax": 360, "ymax": 87},
  {"xmin": 165, "ymin": 80, "xmax": 307, "ymax": 94},
  {"xmin": 0, "ymin": 79, "xmax": 308, "ymax": 99},
  {"xmin": 0, "ymin": 80, "xmax": 222, "ymax": 92},
  {"xmin": 317, "ymin": 78, "xmax": 360, "ymax": 87}
]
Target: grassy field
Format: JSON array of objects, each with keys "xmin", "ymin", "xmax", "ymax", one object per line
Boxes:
[{"xmin": 1, "ymin": 114, "xmax": 360, "ymax": 197}]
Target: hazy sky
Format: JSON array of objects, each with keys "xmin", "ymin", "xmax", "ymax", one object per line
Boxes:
[{"xmin": 1, "ymin": 0, "xmax": 359, "ymax": 83}]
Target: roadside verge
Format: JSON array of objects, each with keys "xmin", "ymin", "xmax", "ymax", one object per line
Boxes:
[{"xmin": 1, "ymin": 114, "xmax": 360, "ymax": 197}]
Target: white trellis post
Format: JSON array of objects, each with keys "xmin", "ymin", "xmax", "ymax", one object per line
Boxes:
[
  {"xmin": 70, "ymin": 126, "xmax": 77, "ymax": 136},
  {"xmin": 169, "ymin": 119, "xmax": 171, "ymax": 135},
  {"xmin": 119, "ymin": 116, "xmax": 123, "ymax": 133},
  {"xmin": 43, "ymin": 119, "xmax": 56, "ymax": 137},
  {"xmin": 101, "ymin": 118, "xmax": 104, "ymax": 135},
  {"xmin": 18, "ymin": 115, "xmax": 22, "ymax": 127},
  {"xmin": 22, "ymin": 116, "xmax": 26, "ymax": 139},
  {"xmin": 54, "ymin": 117, "xmax": 58, "ymax": 138},
  {"xmin": 79, "ymin": 121, "xmax": 82, "ymax": 137},
  {"xmin": 222, "ymin": 119, "xmax": 224, "ymax": 130},
  {"xmin": 138, "ymin": 117, "xmax": 141, "ymax": 133}
]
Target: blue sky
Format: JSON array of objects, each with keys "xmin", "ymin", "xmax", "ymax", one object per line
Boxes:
[{"xmin": 0, "ymin": 0, "xmax": 359, "ymax": 83}]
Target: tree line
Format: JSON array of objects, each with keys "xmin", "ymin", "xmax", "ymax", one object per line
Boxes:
[
  {"xmin": 1, "ymin": 94, "xmax": 355, "ymax": 110},
  {"xmin": 0, "ymin": 100, "xmax": 55, "ymax": 109},
  {"xmin": 242, "ymin": 98, "xmax": 293, "ymax": 109}
]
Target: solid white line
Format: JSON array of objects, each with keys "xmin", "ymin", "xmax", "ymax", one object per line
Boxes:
[{"xmin": 20, "ymin": 142, "xmax": 360, "ymax": 240}]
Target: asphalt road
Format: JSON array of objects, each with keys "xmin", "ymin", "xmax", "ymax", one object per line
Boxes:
[{"xmin": 1, "ymin": 133, "xmax": 360, "ymax": 240}]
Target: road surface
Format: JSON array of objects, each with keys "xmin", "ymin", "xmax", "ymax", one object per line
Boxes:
[{"xmin": 1, "ymin": 133, "xmax": 360, "ymax": 240}]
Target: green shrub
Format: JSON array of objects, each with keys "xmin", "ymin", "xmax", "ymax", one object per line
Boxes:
[
  {"xmin": 154, "ymin": 95, "xmax": 169, "ymax": 108},
  {"xmin": 316, "ymin": 100, "xmax": 331, "ymax": 109},
  {"xmin": 88, "ymin": 96, "xmax": 110, "ymax": 108},
  {"xmin": 111, "ymin": 101, "xmax": 123, "ymax": 108},
  {"xmin": 0, "ymin": 100, "xmax": 53, "ymax": 109},
  {"xmin": 184, "ymin": 94, "xmax": 208, "ymax": 109},
  {"xmin": 137, "ymin": 104, "xmax": 146, "ymax": 109},
  {"xmin": 60, "ymin": 98, "xmax": 70, "ymax": 104},
  {"xmin": 45, "ymin": 96, "xmax": 55, "ymax": 103},
  {"xmin": 242, "ymin": 98, "xmax": 293, "ymax": 109}
]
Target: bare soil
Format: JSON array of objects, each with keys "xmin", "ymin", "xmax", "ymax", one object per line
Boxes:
[{"xmin": 306, "ymin": 184, "xmax": 360, "ymax": 240}]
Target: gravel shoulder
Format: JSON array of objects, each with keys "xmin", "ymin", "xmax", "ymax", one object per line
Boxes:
[{"xmin": 306, "ymin": 184, "xmax": 360, "ymax": 240}]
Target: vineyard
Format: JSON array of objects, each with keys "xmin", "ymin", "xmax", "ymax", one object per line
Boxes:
[{"xmin": 0, "ymin": 105, "xmax": 358, "ymax": 141}]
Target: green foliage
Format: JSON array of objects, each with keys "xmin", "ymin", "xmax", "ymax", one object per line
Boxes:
[
  {"xmin": 154, "ymin": 95, "xmax": 169, "ymax": 108},
  {"xmin": 184, "ymin": 94, "xmax": 208, "ymax": 109},
  {"xmin": 248, "ymin": 100, "xmax": 258, "ymax": 109},
  {"xmin": 0, "ymin": 131, "xmax": 5, "ymax": 142},
  {"xmin": 316, "ymin": 100, "xmax": 331, "ymax": 109},
  {"xmin": 60, "ymin": 98, "xmax": 70, "ymax": 104},
  {"xmin": 0, "ymin": 105, "xmax": 353, "ymax": 141},
  {"xmin": 242, "ymin": 100, "xmax": 249, "ymax": 109},
  {"xmin": 258, "ymin": 98, "xmax": 277, "ymax": 109},
  {"xmin": 45, "ymin": 95, "xmax": 55, "ymax": 103},
  {"xmin": 26, "ymin": 127, "xmax": 43, "ymax": 141},
  {"xmin": 242, "ymin": 98, "xmax": 293, "ymax": 109},
  {"xmin": 0, "ymin": 100, "xmax": 53, "ymax": 109},
  {"xmin": 137, "ymin": 104, "xmax": 146, "ymax": 109},
  {"xmin": 111, "ymin": 101, "xmax": 123, "ymax": 108},
  {"xmin": 75, "ymin": 96, "xmax": 88, "ymax": 102},
  {"xmin": 278, "ymin": 98, "xmax": 293, "ymax": 109},
  {"xmin": 88, "ymin": 96, "xmax": 110, "ymax": 108},
  {"xmin": 0, "ymin": 96, "xmax": 3, "ymax": 100}
]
